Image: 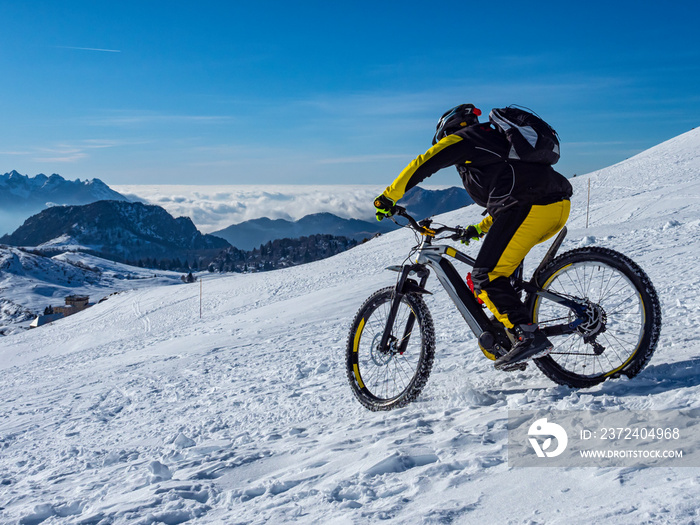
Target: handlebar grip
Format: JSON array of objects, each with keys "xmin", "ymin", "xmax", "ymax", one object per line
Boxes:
[
  {"xmin": 395, "ymin": 206, "xmax": 421, "ymax": 230},
  {"xmin": 393, "ymin": 206, "xmax": 467, "ymax": 238}
]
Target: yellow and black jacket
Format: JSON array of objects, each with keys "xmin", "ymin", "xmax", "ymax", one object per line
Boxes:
[
  {"xmin": 383, "ymin": 123, "xmax": 573, "ymax": 220},
  {"xmin": 384, "ymin": 122, "xmax": 574, "ymax": 331}
]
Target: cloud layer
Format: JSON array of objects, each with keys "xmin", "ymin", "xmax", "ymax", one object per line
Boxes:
[{"xmin": 113, "ymin": 185, "xmax": 416, "ymax": 233}]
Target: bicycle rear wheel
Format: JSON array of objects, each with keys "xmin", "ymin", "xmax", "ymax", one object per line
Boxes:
[
  {"xmin": 346, "ymin": 287, "xmax": 435, "ymax": 411},
  {"xmin": 528, "ymin": 247, "xmax": 661, "ymax": 388}
]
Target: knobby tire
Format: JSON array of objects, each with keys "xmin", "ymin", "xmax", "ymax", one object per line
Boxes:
[
  {"xmin": 528, "ymin": 247, "xmax": 661, "ymax": 388},
  {"xmin": 346, "ymin": 287, "xmax": 435, "ymax": 411}
]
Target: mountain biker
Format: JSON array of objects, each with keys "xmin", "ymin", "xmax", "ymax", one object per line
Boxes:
[{"xmin": 374, "ymin": 104, "xmax": 573, "ymax": 370}]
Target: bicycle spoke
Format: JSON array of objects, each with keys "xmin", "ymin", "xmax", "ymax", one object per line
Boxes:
[
  {"xmin": 535, "ymin": 259, "xmax": 646, "ymax": 379},
  {"xmin": 353, "ymin": 296, "xmax": 425, "ymax": 401}
]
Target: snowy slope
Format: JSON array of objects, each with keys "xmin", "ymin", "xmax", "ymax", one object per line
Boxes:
[
  {"xmin": 0, "ymin": 128, "xmax": 699, "ymax": 524},
  {"xmin": 0, "ymin": 248, "xmax": 184, "ymax": 333},
  {"xmin": 569, "ymin": 128, "xmax": 700, "ymax": 231}
]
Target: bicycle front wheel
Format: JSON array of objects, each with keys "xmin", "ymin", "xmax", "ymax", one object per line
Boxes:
[
  {"xmin": 346, "ymin": 287, "xmax": 435, "ymax": 411},
  {"xmin": 528, "ymin": 247, "xmax": 661, "ymax": 388}
]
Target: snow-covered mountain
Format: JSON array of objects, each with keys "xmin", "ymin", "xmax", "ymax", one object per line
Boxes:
[
  {"xmin": 0, "ymin": 128, "xmax": 699, "ymax": 524},
  {"xmin": 0, "ymin": 170, "xmax": 126, "ymax": 204},
  {"xmin": 0, "ymin": 170, "xmax": 130, "ymax": 235},
  {"xmin": 1, "ymin": 200, "xmax": 231, "ymax": 265}
]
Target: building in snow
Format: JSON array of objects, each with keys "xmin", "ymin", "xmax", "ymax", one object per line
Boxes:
[{"xmin": 30, "ymin": 295, "xmax": 92, "ymax": 328}]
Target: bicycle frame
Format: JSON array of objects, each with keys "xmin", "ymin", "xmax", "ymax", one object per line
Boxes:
[
  {"xmin": 379, "ymin": 225, "xmax": 587, "ymax": 355},
  {"xmin": 349, "ymin": 206, "xmax": 660, "ymax": 409}
]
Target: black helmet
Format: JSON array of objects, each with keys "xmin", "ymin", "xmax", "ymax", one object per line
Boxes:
[{"xmin": 432, "ymin": 104, "xmax": 482, "ymax": 145}]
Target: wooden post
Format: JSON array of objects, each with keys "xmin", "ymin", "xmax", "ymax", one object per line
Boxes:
[
  {"xmin": 586, "ymin": 178, "xmax": 591, "ymax": 229},
  {"xmin": 200, "ymin": 277, "xmax": 202, "ymax": 319}
]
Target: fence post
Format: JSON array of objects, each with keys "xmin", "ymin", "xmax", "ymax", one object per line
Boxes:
[{"xmin": 586, "ymin": 178, "xmax": 591, "ymax": 229}]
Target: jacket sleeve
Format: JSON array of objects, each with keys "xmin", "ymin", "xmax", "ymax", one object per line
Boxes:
[
  {"xmin": 478, "ymin": 214, "xmax": 493, "ymax": 233},
  {"xmin": 383, "ymin": 134, "xmax": 469, "ymax": 203}
]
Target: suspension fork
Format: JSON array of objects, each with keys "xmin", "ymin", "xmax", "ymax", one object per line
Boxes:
[{"xmin": 379, "ymin": 264, "xmax": 430, "ymax": 354}]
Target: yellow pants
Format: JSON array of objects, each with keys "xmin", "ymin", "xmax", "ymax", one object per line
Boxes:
[{"xmin": 473, "ymin": 200, "xmax": 571, "ymax": 329}]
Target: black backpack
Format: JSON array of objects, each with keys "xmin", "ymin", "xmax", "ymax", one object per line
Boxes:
[{"xmin": 489, "ymin": 106, "xmax": 560, "ymax": 165}]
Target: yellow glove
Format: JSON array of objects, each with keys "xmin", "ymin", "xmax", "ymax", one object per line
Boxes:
[
  {"xmin": 373, "ymin": 194, "xmax": 396, "ymax": 221},
  {"xmin": 459, "ymin": 224, "xmax": 484, "ymax": 245}
]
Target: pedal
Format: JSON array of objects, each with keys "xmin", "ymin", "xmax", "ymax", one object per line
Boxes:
[
  {"xmin": 499, "ymin": 362, "xmax": 528, "ymax": 372},
  {"xmin": 495, "ymin": 344, "xmax": 550, "ymax": 372}
]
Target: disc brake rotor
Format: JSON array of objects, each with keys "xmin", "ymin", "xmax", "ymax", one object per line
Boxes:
[
  {"xmin": 575, "ymin": 300, "xmax": 607, "ymax": 354},
  {"xmin": 370, "ymin": 333, "xmax": 396, "ymax": 366}
]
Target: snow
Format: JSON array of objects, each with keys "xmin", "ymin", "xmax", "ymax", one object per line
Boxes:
[
  {"xmin": 1, "ymin": 128, "xmax": 700, "ymax": 524},
  {"xmin": 0, "ymin": 248, "xmax": 184, "ymax": 334}
]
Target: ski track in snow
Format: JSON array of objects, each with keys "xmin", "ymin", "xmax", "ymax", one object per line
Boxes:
[{"xmin": 1, "ymin": 129, "xmax": 700, "ymax": 524}]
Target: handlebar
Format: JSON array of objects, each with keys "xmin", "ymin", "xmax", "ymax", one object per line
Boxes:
[{"xmin": 391, "ymin": 206, "xmax": 467, "ymax": 241}]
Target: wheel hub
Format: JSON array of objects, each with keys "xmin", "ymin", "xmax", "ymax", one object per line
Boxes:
[
  {"xmin": 370, "ymin": 333, "xmax": 397, "ymax": 365},
  {"xmin": 575, "ymin": 300, "xmax": 607, "ymax": 354}
]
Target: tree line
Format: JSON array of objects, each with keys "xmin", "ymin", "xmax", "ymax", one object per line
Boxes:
[
  {"xmin": 128, "ymin": 233, "xmax": 359, "ymax": 273},
  {"xmin": 209, "ymin": 234, "xmax": 358, "ymax": 273}
]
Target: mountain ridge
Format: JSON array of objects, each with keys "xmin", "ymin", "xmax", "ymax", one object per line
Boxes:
[
  {"xmin": 0, "ymin": 170, "xmax": 129, "ymax": 205},
  {"xmin": 212, "ymin": 212, "xmax": 394, "ymax": 250},
  {"xmin": 0, "ymin": 170, "xmax": 131, "ymax": 235},
  {"xmin": 212, "ymin": 185, "xmax": 473, "ymax": 250},
  {"xmin": 0, "ymin": 200, "xmax": 230, "ymax": 265}
]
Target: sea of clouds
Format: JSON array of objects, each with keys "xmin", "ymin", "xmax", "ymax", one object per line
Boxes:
[{"xmin": 113, "ymin": 184, "xmax": 450, "ymax": 233}]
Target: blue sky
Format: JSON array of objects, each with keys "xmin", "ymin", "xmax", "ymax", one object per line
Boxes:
[{"xmin": 1, "ymin": 0, "xmax": 698, "ymax": 187}]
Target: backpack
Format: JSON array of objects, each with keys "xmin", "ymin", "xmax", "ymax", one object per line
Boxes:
[{"xmin": 489, "ymin": 106, "xmax": 560, "ymax": 165}]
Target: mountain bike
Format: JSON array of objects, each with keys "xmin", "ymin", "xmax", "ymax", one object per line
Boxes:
[{"xmin": 346, "ymin": 207, "xmax": 661, "ymax": 411}]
